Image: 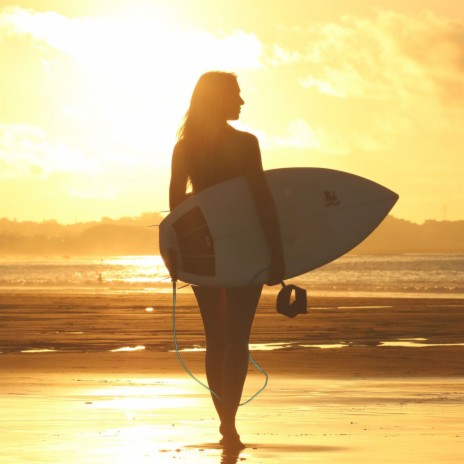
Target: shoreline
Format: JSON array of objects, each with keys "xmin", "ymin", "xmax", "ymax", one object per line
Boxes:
[
  {"xmin": 2, "ymin": 346, "xmax": 463, "ymax": 378},
  {"xmin": 1, "ymin": 290, "xmax": 463, "ymax": 378},
  {"xmin": 1, "ymin": 285, "xmax": 464, "ymax": 299}
]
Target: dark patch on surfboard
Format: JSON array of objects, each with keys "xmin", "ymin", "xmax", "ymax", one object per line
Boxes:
[
  {"xmin": 324, "ymin": 190, "xmax": 341, "ymax": 207},
  {"xmin": 172, "ymin": 207, "xmax": 216, "ymax": 276}
]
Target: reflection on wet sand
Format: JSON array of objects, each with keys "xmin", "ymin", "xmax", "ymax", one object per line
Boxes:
[
  {"xmin": 1, "ymin": 374, "xmax": 463, "ymax": 463},
  {"xmin": 174, "ymin": 339, "xmax": 464, "ymax": 352},
  {"xmin": 381, "ymin": 339, "xmax": 464, "ymax": 347},
  {"xmin": 14, "ymin": 338, "xmax": 464, "ymax": 355}
]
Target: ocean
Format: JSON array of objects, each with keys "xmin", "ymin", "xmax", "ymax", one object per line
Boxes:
[{"xmin": 1, "ymin": 254, "xmax": 463, "ymax": 298}]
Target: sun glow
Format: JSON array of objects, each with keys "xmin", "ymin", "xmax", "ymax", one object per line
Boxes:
[
  {"xmin": 6, "ymin": 5, "xmax": 262, "ymax": 151},
  {"xmin": 89, "ymin": 381, "xmax": 198, "ymax": 411},
  {"xmin": 1, "ymin": 1, "xmax": 463, "ymax": 223},
  {"xmin": 0, "ymin": 4, "xmax": 265, "ymax": 221}
]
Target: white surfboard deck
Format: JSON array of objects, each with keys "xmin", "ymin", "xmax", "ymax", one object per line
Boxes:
[{"xmin": 159, "ymin": 168, "xmax": 399, "ymax": 287}]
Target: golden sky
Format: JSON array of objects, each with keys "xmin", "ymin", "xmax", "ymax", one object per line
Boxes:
[{"xmin": 0, "ymin": 0, "xmax": 463, "ymax": 224}]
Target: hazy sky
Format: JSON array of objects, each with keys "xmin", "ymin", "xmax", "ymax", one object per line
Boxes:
[{"xmin": 1, "ymin": 0, "xmax": 463, "ymax": 224}]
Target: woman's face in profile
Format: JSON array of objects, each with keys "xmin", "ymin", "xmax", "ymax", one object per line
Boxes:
[{"xmin": 222, "ymin": 81, "xmax": 245, "ymax": 121}]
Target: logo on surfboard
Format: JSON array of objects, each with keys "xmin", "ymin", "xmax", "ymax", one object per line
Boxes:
[{"xmin": 324, "ymin": 190, "xmax": 340, "ymax": 207}]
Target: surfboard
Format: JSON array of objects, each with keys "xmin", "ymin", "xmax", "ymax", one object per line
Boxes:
[{"xmin": 159, "ymin": 168, "xmax": 399, "ymax": 287}]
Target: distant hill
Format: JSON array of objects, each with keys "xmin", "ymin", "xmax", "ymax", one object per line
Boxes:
[
  {"xmin": 352, "ymin": 216, "xmax": 464, "ymax": 254},
  {"xmin": 0, "ymin": 213, "xmax": 163, "ymax": 256},
  {"xmin": 0, "ymin": 214, "xmax": 463, "ymax": 256}
]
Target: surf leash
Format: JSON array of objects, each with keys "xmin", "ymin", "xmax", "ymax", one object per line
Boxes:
[
  {"xmin": 172, "ymin": 280, "xmax": 221, "ymax": 400},
  {"xmin": 171, "ymin": 279, "xmax": 269, "ymax": 406}
]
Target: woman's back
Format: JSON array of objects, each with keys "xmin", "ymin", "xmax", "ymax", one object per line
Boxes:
[{"xmin": 173, "ymin": 125, "xmax": 262, "ymax": 195}]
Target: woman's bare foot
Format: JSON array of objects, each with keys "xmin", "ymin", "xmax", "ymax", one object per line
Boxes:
[
  {"xmin": 219, "ymin": 424, "xmax": 245, "ymax": 450},
  {"xmin": 219, "ymin": 435, "xmax": 245, "ymax": 450}
]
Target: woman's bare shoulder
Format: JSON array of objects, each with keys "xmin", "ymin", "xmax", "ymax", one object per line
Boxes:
[
  {"xmin": 173, "ymin": 138, "xmax": 186, "ymax": 152},
  {"xmin": 226, "ymin": 125, "xmax": 259, "ymax": 146},
  {"xmin": 172, "ymin": 139, "xmax": 188, "ymax": 162}
]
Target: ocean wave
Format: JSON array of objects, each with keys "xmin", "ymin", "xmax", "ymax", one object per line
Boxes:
[{"xmin": 1, "ymin": 254, "xmax": 463, "ymax": 297}]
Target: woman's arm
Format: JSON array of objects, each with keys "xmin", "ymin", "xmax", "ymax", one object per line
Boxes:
[
  {"xmin": 169, "ymin": 142, "xmax": 189, "ymax": 210},
  {"xmin": 246, "ymin": 135, "xmax": 285, "ymax": 285}
]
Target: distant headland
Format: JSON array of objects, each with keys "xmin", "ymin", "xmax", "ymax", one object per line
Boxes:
[{"xmin": 0, "ymin": 214, "xmax": 463, "ymax": 256}]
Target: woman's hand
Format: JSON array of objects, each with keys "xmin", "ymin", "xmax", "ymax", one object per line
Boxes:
[{"xmin": 266, "ymin": 250, "xmax": 285, "ymax": 286}]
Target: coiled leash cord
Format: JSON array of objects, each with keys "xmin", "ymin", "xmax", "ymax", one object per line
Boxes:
[{"xmin": 171, "ymin": 280, "xmax": 269, "ymax": 406}]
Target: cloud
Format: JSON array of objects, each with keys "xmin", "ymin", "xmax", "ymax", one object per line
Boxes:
[
  {"xmin": 0, "ymin": 6, "xmax": 263, "ymax": 76},
  {"xmin": 271, "ymin": 119, "xmax": 319, "ymax": 149},
  {"xmin": 0, "ymin": 122, "xmax": 118, "ymax": 203},
  {"xmin": 264, "ymin": 10, "xmax": 464, "ymax": 159},
  {"xmin": 0, "ymin": 124, "xmax": 99, "ymax": 179},
  {"xmin": 270, "ymin": 11, "xmax": 464, "ymax": 104},
  {"xmin": 65, "ymin": 179, "xmax": 118, "ymax": 200},
  {"xmin": 0, "ymin": 5, "xmax": 264, "ymax": 167},
  {"xmin": 248, "ymin": 119, "xmax": 349, "ymax": 155}
]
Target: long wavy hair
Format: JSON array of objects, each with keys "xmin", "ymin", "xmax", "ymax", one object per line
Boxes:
[{"xmin": 177, "ymin": 71, "xmax": 238, "ymax": 188}]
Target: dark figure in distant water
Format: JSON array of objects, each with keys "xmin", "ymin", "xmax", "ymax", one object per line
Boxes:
[{"xmin": 169, "ymin": 71, "xmax": 285, "ymax": 449}]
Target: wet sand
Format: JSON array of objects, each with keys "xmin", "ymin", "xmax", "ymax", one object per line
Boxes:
[{"xmin": 1, "ymin": 290, "xmax": 463, "ymax": 462}]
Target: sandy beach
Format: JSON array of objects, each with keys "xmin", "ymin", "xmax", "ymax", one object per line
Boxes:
[{"xmin": 1, "ymin": 290, "xmax": 463, "ymax": 463}]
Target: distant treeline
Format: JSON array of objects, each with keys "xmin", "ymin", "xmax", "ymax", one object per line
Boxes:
[
  {"xmin": 0, "ymin": 214, "xmax": 463, "ymax": 256},
  {"xmin": 352, "ymin": 216, "xmax": 464, "ymax": 254},
  {"xmin": 0, "ymin": 213, "xmax": 163, "ymax": 256}
]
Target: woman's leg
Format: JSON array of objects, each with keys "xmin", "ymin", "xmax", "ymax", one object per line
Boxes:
[
  {"xmin": 192, "ymin": 286, "xmax": 226, "ymax": 421},
  {"xmin": 220, "ymin": 286, "xmax": 262, "ymax": 442},
  {"xmin": 193, "ymin": 285, "xmax": 262, "ymax": 446}
]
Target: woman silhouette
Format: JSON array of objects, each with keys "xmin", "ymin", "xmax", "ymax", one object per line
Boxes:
[{"xmin": 169, "ymin": 71, "xmax": 285, "ymax": 449}]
